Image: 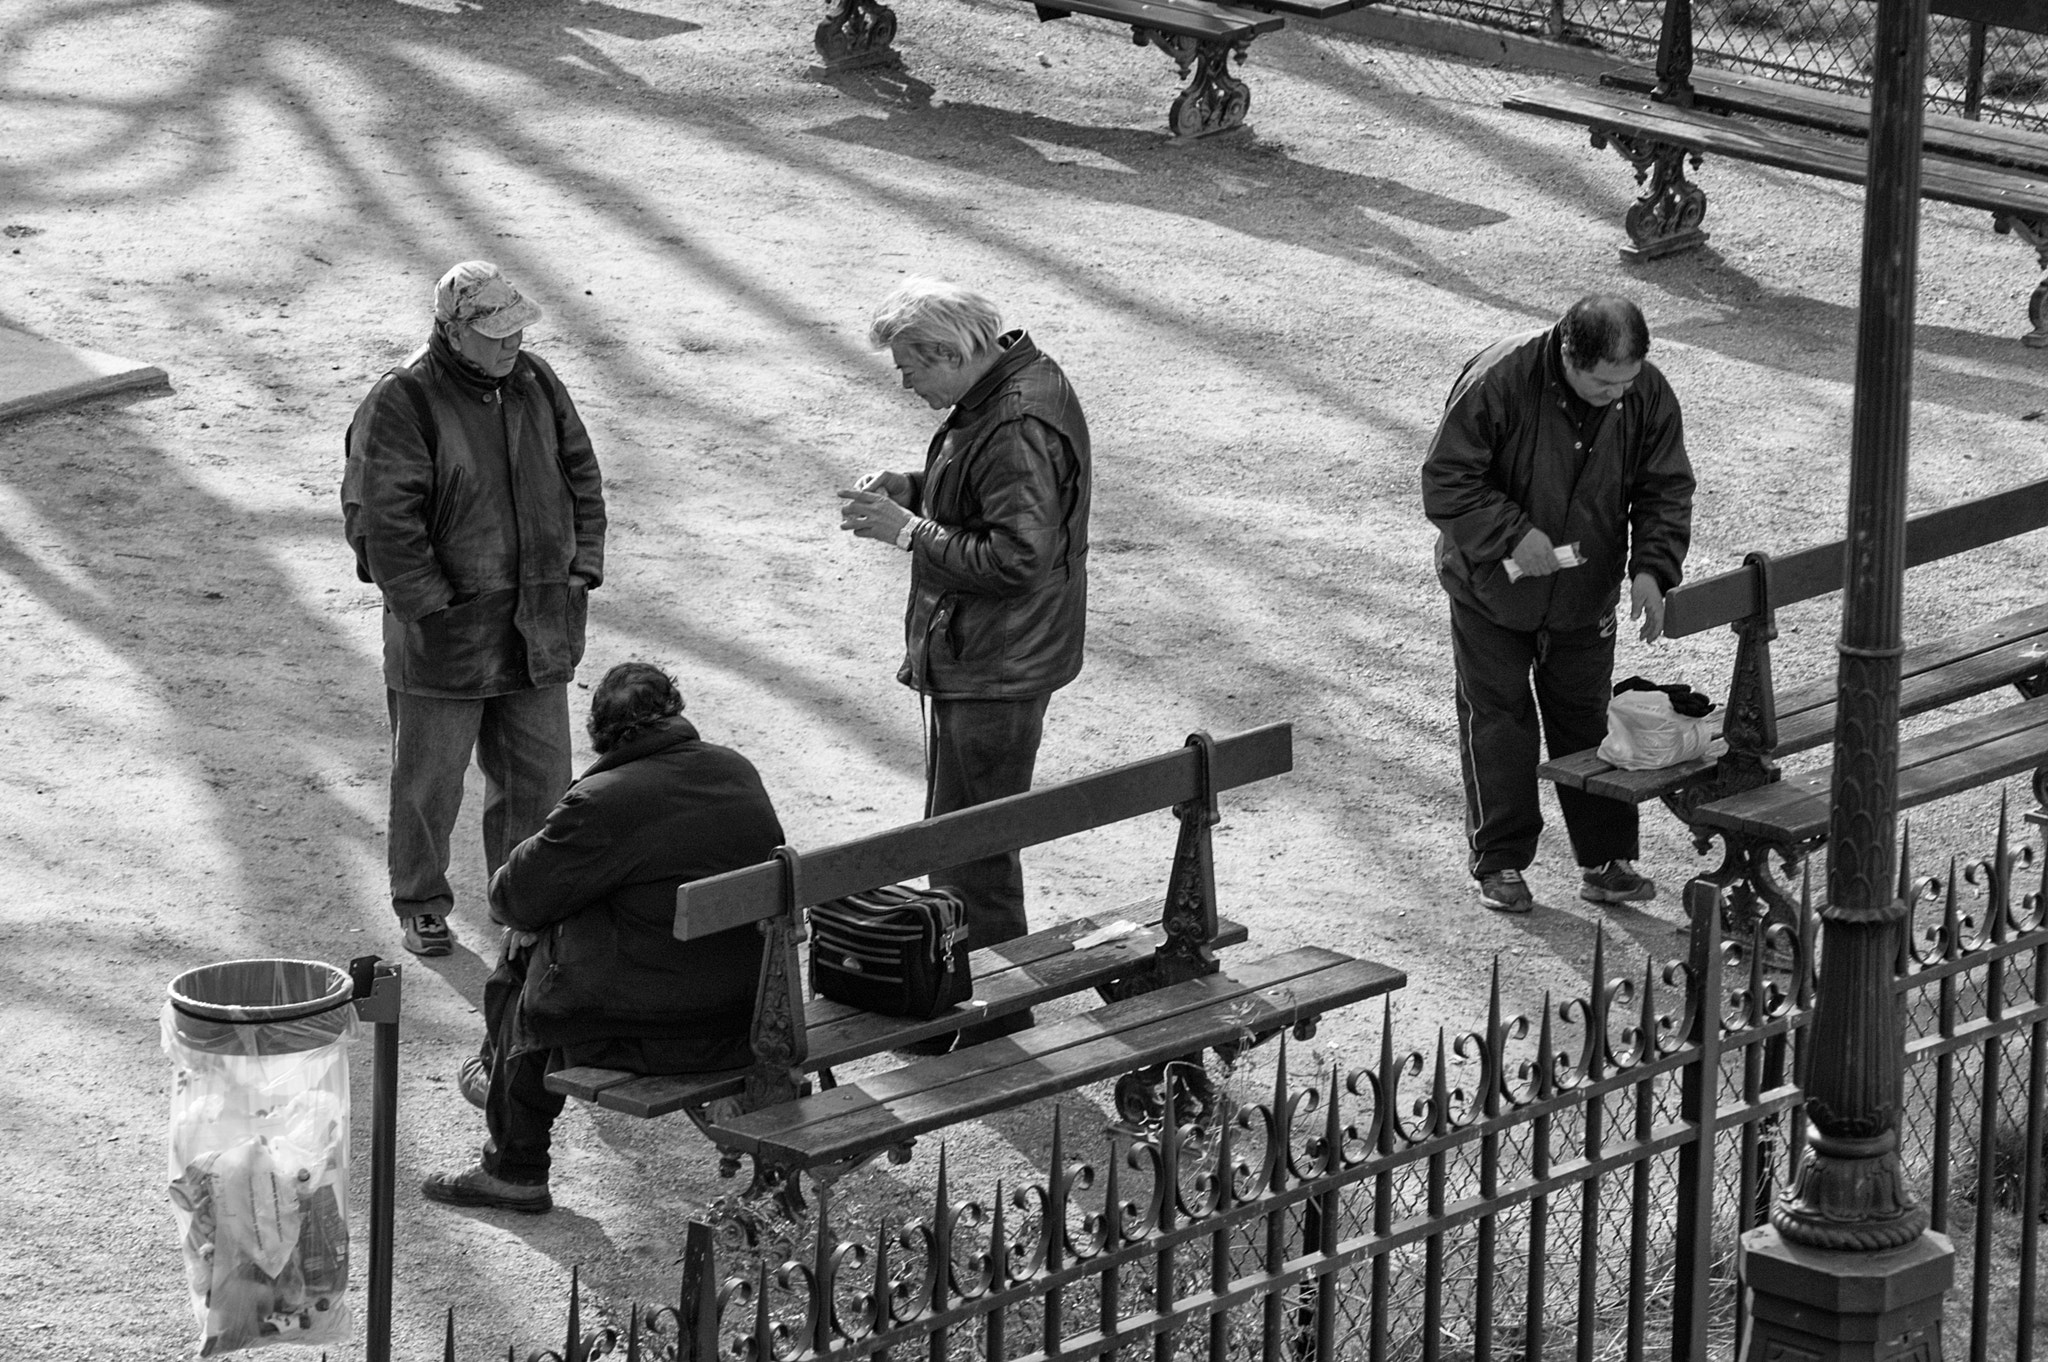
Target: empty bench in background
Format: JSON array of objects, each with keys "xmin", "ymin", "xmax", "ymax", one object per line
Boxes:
[
  {"xmin": 1503, "ymin": 0, "xmax": 2048, "ymax": 343},
  {"xmin": 547, "ymin": 723, "xmax": 1404, "ymax": 1207},
  {"xmin": 1540, "ymin": 476, "xmax": 2048, "ymax": 928},
  {"xmin": 813, "ymin": 0, "xmax": 1377, "ymax": 138}
]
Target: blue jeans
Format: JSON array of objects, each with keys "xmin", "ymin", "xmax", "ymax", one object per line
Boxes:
[{"xmin": 385, "ymin": 685, "xmax": 571, "ymax": 919}]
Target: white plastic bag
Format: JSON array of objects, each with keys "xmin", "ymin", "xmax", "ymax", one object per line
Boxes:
[
  {"xmin": 1596, "ymin": 688, "xmax": 1717, "ymax": 770},
  {"xmin": 163, "ymin": 961, "xmax": 356, "ymax": 1356}
]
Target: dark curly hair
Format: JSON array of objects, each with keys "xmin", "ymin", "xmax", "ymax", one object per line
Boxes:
[{"xmin": 587, "ymin": 662, "xmax": 685, "ymax": 754}]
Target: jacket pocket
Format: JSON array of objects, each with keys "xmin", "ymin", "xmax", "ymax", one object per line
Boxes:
[
  {"xmin": 397, "ymin": 589, "xmax": 514, "ymax": 693},
  {"xmin": 567, "ymin": 580, "xmax": 589, "ymax": 669}
]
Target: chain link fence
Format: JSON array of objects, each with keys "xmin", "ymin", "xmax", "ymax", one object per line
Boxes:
[{"xmin": 1392, "ymin": 0, "xmax": 2048, "ymax": 128}]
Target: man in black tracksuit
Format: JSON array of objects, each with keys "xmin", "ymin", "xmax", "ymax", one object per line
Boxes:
[{"xmin": 1422, "ymin": 295, "xmax": 1695, "ymax": 915}]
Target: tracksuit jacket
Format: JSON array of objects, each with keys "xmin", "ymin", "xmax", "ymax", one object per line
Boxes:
[{"xmin": 1422, "ymin": 325, "xmax": 1694, "ymax": 631}]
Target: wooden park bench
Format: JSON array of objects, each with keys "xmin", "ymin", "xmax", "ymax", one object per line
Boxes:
[
  {"xmin": 1503, "ymin": 0, "xmax": 2048, "ymax": 344},
  {"xmin": 1540, "ymin": 476, "xmax": 2048, "ymax": 927},
  {"xmin": 546, "ymin": 723, "xmax": 1404, "ymax": 1207},
  {"xmin": 811, "ymin": 0, "xmax": 1376, "ymax": 138}
]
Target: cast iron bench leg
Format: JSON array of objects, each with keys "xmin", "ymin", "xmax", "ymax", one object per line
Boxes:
[
  {"xmin": 1993, "ymin": 211, "xmax": 2048, "ymax": 348},
  {"xmin": 1133, "ymin": 28, "xmax": 1253, "ymax": 138},
  {"xmin": 815, "ymin": 0, "xmax": 900, "ymax": 71},
  {"xmin": 1589, "ymin": 129, "xmax": 1709, "ymax": 260}
]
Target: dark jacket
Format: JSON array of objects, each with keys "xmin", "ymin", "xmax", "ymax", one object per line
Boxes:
[
  {"xmin": 489, "ymin": 716, "xmax": 783, "ymax": 1067},
  {"xmin": 898, "ymin": 331, "xmax": 1091, "ymax": 700},
  {"xmin": 1421, "ymin": 325, "xmax": 1694, "ymax": 632},
  {"xmin": 341, "ymin": 332, "xmax": 607, "ymax": 698}
]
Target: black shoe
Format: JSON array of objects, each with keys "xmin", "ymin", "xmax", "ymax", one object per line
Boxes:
[
  {"xmin": 402, "ymin": 912, "xmax": 453, "ymax": 957},
  {"xmin": 893, "ymin": 1032, "xmax": 956, "ymax": 1058},
  {"xmin": 1477, "ymin": 869, "xmax": 1534, "ymax": 914},
  {"xmin": 421, "ymin": 1163, "xmax": 551, "ymax": 1214},
  {"xmin": 1581, "ymin": 860, "xmax": 1656, "ymax": 905}
]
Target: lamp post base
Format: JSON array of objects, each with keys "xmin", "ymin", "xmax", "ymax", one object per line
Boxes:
[{"xmin": 1740, "ymin": 1226, "xmax": 1954, "ymax": 1362}]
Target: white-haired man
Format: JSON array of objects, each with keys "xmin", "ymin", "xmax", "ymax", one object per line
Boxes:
[
  {"xmin": 838, "ymin": 281, "xmax": 1092, "ymax": 1044},
  {"xmin": 342, "ymin": 261, "xmax": 607, "ymax": 958}
]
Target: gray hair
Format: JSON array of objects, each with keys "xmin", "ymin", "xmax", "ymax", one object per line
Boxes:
[{"xmin": 868, "ymin": 279, "xmax": 1002, "ymax": 365}]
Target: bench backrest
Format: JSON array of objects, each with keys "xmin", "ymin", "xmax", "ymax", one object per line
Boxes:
[
  {"xmin": 1656, "ymin": 0, "xmax": 2048, "ymax": 101},
  {"xmin": 676, "ymin": 722, "xmax": 1293, "ymax": 941},
  {"xmin": 1663, "ymin": 476, "xmax": 2048, "ymax": 639},
  {"xmin": 1934, "ymin": 0, "xmax": 2048, "ymax": 36}
]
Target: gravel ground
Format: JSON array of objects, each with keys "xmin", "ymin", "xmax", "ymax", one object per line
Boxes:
[{"xmin": 4, "ymin": 0, "xmax": 2047, "ymax": 1354}]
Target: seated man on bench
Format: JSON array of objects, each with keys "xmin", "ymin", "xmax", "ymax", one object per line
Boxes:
[{"xmin": 421, "ymin": 662, "xmax": 785, "ymax": 1214}]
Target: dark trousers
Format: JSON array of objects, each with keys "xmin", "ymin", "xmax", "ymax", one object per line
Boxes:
[
  {"xmin": 386, "ymin": 685, "xmax": 571, "ymax": 920},
  {"xmin": 1450, "ymin": 600, "xmax": 1637, "ymax": 878},
  {"xmin": 925, "ymin": 694, "xmax": 1050, "ymax": 950},
  {"xmin": 475, "ymin": 943, "xmax": 566, "ymax": 1186}
]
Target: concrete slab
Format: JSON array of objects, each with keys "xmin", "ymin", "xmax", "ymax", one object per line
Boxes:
[{"xmin": 0, "ymin": 325, "xmax": 167, "ymax": 421}]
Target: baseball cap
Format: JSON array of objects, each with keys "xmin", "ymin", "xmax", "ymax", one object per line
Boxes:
[{"xmin": 434, "ymin": 260, "xmax": 542, "ymax": 339}]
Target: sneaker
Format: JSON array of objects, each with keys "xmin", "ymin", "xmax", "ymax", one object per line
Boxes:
[
  {"xmin": 402, "ymin": 913, "xmax": 453, "ymax": 957},
  {"xmin": 457, "ymin": 1054, "xmax": 489, "ymax": 1110},
  {"xmin": 1581, "ymin": 860, "xmax": 1656, "ymax": 905},
  {"xmin": 421, "ymin": 1163, "xmax": 551, "ymax": 1214},
  {"xmin": 1477, "ymin": 868, "xmax": 1534, "ymax": 914}
]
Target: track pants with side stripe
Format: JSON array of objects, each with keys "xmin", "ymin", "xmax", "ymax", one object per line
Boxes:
[{"xmin": 1449, "ymin": 599, "xmax": 1638, "ymax": 879}]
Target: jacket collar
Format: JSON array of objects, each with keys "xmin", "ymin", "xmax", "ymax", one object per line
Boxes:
[
  {"xmin": 949, "ymin": 329, "xmax": 1039, "ymax": 424},
  {"xmin": 426, "ymin": 324, "xmax": 516, "ymax": 400},
  {"xmin": 578, "ymin": 715, "xmax": 701, "ymax": 782}
]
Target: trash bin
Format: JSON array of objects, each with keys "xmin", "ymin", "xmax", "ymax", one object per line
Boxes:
[{"xmin": 163, "ymin": 959, "xmax": 358, "ymax": 1357}]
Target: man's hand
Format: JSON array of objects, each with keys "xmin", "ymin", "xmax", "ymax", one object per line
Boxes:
[
  {"xmin": 856, "ymin": 470, "xmax": 915, "ymax": 508},
  {"xmin": 1631, "ymin": 572, "xmax": 1666, "ymax": 642},
  {"xmin": 1510, "ymin": 527, "xmax": 1561, "ymax": 579},
  {"xmin": 839, "ymin": 486, "xmax": 913, "ymax": 543}
]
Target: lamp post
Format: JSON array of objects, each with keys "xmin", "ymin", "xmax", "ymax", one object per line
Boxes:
[{"xmin": 1736, "ymin": 1, "xmax": 1956, "ymax": 1358}]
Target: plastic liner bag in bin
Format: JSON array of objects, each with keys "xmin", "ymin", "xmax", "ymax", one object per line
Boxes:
[{"xmin": 162, "ymin": 959, "xmax": 358, "ymax": 1356}]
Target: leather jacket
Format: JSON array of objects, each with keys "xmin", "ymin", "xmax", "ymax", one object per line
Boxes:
[
  {"xmin": 897, "ymin": 331, "xmax": 1091, "ymax": 700},
  {"xmin": 342, "ymin": 331, "xmax": 606, "ymax": 697}
]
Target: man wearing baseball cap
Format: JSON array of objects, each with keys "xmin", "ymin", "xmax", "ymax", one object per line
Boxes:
[{"xmin": 342, "ymin": 261, "xmax": 607, "ymax": 958}]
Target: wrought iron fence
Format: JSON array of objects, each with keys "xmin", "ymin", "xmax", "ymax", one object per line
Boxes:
[
  {"xmin": 458, "ymin": 811, "xmax": 2048, "ymax": 1362},
  {"xmin": 1391, "ymin": 0, "xmax": 2048, "ymax": 128}
]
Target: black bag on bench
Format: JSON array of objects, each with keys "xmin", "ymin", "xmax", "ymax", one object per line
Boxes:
[{"xmin": 809, "ymin": 885, "xmax": 972, "ymax": 1018}]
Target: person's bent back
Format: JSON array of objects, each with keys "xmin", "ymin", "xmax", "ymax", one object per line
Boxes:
[
  {"xmin": 492, "ymin": 668, "xmax": 782, "ymax": 1073},
  {"xmin": 421, "ymin": 662, "xmax": 782, "ymax": 1214}
]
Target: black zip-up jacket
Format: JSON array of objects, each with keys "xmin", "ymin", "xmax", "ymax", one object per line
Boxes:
[
  {"xmin": 489, "ymin": 716, "xmax": 783, "ymax": 1066},
  {"xmin": 1422, "ymin": 325, "xmax": 1694, "ymax": 632},
  {"xmin": 896, "ymin": 331, "xmax": 1092, "ymax": 699}
]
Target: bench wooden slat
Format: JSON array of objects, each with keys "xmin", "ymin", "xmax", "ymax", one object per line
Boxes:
[
  {"xmin": 803, "ymin": 910, "xmax": 1252, "ymax": 1067},
  {"xmin": 1935, "ymin": 0, "xmax": 2048, "ymax": 30},
  {"xmin": 1033, "ymin": 0, "xmax": 1284, "ymax": 38},
  {"xmin": 1225, "ymin": 0, "xmax": 1374, "ymax": 17},
  {"xmin": 1538, "ymin": 745, "xmax": 1723, "ymax": 802},
  {"xmin": 712, "ymin": 948, "xmax": 1406, "ymax": 1167},
  {"xmin": 1696, "ymin": 693, "xmax": 2048, "ymax": 843},
  {"xmin": 1656, "ymin": 478, "xmax": 2048, "ymax": 639},
  {"xmin": 1504, "ymin": 86, "xmax": 2048, "ymax": 222},
  {"xmin": 1771, "ymin": 601, "xmax": 2048, "ymax": 755},
  {"xmin": 1546, "ymin": 601, "xmax": 2048, "ymax": 800},
  {"xmin": 1600, "ymin": 64, "xmax": 2048, "ymax": 177},
  {"xmin": 677, "ymin": 722, "xmax": 1291, "ymax": 941},
  {"xmin": 543, "ymin": 908, "xmax": 1254, "ymax": 1115}
]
